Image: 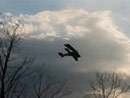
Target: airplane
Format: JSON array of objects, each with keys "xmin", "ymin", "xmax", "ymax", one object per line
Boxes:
[{"xmin": 58, "ymin": 44, "xmax": 81, "ymax": 61}]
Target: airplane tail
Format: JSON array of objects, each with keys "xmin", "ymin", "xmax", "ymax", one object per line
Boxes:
[{"xmin": 58, "ymin": 52, "xmax": 64, "ymax": 57}]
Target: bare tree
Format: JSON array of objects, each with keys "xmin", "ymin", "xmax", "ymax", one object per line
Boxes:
[
  {"xmin": 32, "ymin": 65, "xmax": 71, "ymax": 98},
  {"xmin": 0, "ymin": 17, "xmax": 71, "ymax": 98},
  {"xmin": 88, "ymin": 72, "xmax": 130, "ymax": 98},
  {"xmin": 0, "ymin": 18, "xmax": 31, "ymax": 98}
]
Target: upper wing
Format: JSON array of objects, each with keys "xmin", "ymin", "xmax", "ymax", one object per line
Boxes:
[{"xmin": 64, "ymin": 44, "xmax": 76, "ymax": 51}]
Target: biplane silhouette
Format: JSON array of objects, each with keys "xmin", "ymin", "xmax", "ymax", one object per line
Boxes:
[{"xmin": 58, "ymin": 44, "xmax": 80, "ymax": 61}]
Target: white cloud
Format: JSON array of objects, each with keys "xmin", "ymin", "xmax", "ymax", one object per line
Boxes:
[{"xmin": 16, "ymin": 10, "xmax": 129, "ymax": 40}]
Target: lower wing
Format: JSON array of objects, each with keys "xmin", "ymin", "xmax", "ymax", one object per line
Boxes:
[{"xmin": 72, "ymin": 56, "xmax": 78, "ymax": 61}]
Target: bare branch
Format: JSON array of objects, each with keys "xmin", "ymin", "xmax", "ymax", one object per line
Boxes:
[{"xmin": 89, "ymin": 72, "xmax": 130, "ymax": 98}]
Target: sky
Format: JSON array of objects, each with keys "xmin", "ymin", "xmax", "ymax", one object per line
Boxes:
[{"xmin": 0, "ymin": 0, "xmax": 130, "ymax": 97}]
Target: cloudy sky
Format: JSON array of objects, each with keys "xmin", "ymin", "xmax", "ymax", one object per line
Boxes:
[{"xmin": 1, "ymin": 0, "xmax": 130, "ymax": 97}]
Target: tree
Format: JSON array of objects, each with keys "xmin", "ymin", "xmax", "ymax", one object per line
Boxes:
[
  {"xmin": 0, "ymin": 16, "xmax": 71, "ymax": 98},
  {"xmin": 0, "ymin": 18, "xmax": 31, "ymax": 98},
  {"xmin": 88, "ymin": 72, "xmax": 130, "ymax": 98},
  {"xmin": 32, "ymin": 65, "xmax": 71, "ymax": 98}
]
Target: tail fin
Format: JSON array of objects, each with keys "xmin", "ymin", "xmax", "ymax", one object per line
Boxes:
[{"xmin": 58, "ymin": 52, "xmax": 64, "ymax": 57}]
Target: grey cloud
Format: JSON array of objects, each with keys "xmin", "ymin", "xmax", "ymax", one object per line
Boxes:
[{"xmin": 13, "ymin": 9, "xmax": 130, "ymax": 73}]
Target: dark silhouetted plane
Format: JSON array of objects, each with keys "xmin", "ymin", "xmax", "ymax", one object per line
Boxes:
[{"xmin": 58, "ymin": 44, "xmax": 81, "ymax": 61}]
